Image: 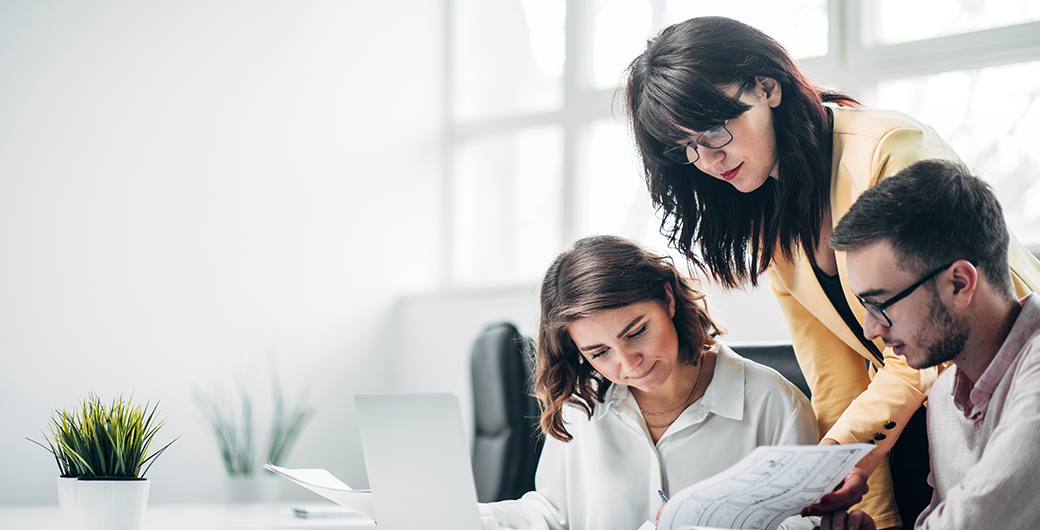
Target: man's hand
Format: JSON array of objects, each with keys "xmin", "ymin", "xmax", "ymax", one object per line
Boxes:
[
  {"xmin": 817, "ymin": 510, "xmax": 876, "ymax": 530},
  {"xmin": 801, "ymin": 466, "xmax": 870, "ymax": 516}
]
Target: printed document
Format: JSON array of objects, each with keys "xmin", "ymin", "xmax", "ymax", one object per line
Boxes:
[{"xmin": 657, "ymin": 443, "xmax": 875, "ymax": 530}]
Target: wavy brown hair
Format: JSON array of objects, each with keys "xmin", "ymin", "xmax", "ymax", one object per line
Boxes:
[
  {"xmin": 621, "ymin": 16, "xmax": 859, "ymax": 287},
  {"xmin": 536, "ymin": 235, "xmax": 724, "ymax": 442}
]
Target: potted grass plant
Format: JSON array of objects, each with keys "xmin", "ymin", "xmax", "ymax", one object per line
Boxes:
[
  {"xmin": 194, "ymin": 364, "xmax": 315, "ymax": 502},
  {"xmin": 29, "ymin": 392, "xmax": 176, "ymax": 530}
]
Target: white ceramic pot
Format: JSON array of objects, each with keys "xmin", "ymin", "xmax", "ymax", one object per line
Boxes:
[
  {"xmin": 57, "ymin": 477, "xmax": 150, "ymax": 530},
  {"xmin": 226, "ymin": 473, "xmax": 280, "ymax": 503}
]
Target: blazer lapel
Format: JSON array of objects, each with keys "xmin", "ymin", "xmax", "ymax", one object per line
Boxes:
[
  {"xmin": 776, "ymin": 250, "xmax": 876, "ymax": 363},
  {"xmin": 830, "ymin": 142, "xmax": 887, "ymax": 364}
]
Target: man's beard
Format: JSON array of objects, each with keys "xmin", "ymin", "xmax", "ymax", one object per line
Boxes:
[{"xmin": 910, "ymin": 288, "xmax": 970, "ymax": 369}]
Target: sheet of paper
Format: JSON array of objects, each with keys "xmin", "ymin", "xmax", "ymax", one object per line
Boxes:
[
  {"xmin": 637, "ymin": 520, "xmax": 733, "ymax": 530},
  {"xmin": 263, "ymin": 463, "xmax": 376, "ymax": 520},
  {"xmin": 657, "ymin": 444, "xmax": 875, "ymax": 530}
]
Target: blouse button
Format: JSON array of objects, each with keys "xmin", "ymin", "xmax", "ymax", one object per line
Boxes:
[
  {"xmin": 884, "ymin": 421, "xmax": 897, "ymax": 430},
  {"xmin": 874, "ymin": 432, "xmax": 887, "ymax": 441}
]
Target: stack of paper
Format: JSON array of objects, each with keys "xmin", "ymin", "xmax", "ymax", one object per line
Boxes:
[{"xmin": 263, "ymin": 463, "xmax": 376, "ymax": 520}]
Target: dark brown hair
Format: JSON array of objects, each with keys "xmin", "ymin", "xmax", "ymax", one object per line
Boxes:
[
  {"xmin": 830, "ymin": 159, "xmax": 1014, "ymax": 296},
  {"xmin": 621, "ymin": 16, "xmax": 859, "ymax": 287},
  {"xmin": 536, "ymin": 235, "xmax": 723, "ymax": 442}
]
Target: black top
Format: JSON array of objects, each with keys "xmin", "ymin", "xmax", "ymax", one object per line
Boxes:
[{"xmin": 812, "ymin": 264, "xmax": 885, "ymax": 366}]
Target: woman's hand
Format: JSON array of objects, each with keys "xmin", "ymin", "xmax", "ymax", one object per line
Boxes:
[
  {"xmin": 801, "ymin": 466, "xmax": 870, "ymax": 516},
  {"xmin": 817, "ymin": 510, "xmax": 875, "ymax": 530}
]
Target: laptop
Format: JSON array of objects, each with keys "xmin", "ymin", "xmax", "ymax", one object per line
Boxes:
[{"xmin": 355, "ymin": 393, "xmax": 484, "ymax": 530}]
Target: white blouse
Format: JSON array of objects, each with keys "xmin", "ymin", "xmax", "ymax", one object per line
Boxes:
[{"xmin": 479, "ymin": 344, "xmax": 820, "ymax": 530}]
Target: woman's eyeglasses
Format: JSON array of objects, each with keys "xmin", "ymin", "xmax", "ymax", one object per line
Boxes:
[{"xmin": 662, "ymin": 81, "xmax": 752, "ymax": 165}]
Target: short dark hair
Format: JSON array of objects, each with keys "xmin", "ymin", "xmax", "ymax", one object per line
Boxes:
[
  {"xmin": 830, "ymin": 159, "xmax": 1013, "ymax": 295},
  {"xmin": 621, "ymin": 16, "xmax": 858, "ymax": 288},
  {"xmin": 535, "ymin": 235, "xmax": 723, "ymax": 442}
]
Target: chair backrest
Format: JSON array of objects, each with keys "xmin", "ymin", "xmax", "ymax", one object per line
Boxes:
[
  {"xmin": 727, "ymin": 343, "xmax": 811, "ymax": 400},
  {"xmin": 470, "ymin": 322, "xmax": 544, "ymax": 502}
]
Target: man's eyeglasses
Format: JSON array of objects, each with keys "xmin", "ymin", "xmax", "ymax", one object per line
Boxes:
[
  {"xmin": 662, "ymin": 80, "xmax": 752, "ymax": 165},
  {"xmin": 856, "ymin": 262, "xmax": 956, "ymax": 328}
]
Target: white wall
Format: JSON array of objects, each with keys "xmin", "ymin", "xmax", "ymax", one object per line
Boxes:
[{"xmin": 0, "ymin": 0, "xmax": 444, "ymax": 505}]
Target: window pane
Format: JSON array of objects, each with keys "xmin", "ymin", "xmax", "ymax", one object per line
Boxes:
[
  {"xmin": 590, "ymin": 0, "xmax": 827, "ymax": 90},
  {"xmin": 452, "ymin": 127, "xmax": 564, "ymax": 284},
  {"xmin": 453, "ymin": 0, "xmax": 565, "ymax": 121},
  {"xmin": 874, "ymin": 61, "xmax": 1040, "ymax": 247},
  {"xmin": 580, "ymin": 120, "xmax": 705, "ymax": 279},
  {"xmin": 863, "ymin": 0, "xmax": 1040, "ymax": 46},
  {"xmin": 578, "ymin": 119, "xmax": 664, "ymax": 247},
  {"xmin": 662, "ymin": 0, "xmax": 827, "ymax": 59},
  {"xmin": 589, "ymin": 0, "xmax": 655, "ymax": 90}
]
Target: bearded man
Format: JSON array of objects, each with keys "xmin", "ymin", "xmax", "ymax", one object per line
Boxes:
[{"xmin": 821, "ymin": 158, "xmax": 1040, "ymax": 530}]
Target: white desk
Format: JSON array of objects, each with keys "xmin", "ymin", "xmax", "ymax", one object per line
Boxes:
[{"xmin": 0, "ymin": 503, "xmax": 377, "ymax": 530}]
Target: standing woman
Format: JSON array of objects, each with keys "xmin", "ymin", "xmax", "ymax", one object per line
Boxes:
[{"xmin": 621, "ymin": 16, "xmax": 1040, "ymax": 530}]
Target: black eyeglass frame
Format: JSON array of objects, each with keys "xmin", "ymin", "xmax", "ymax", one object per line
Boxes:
[
  {"xmin": 662, "ymin": 80, "xmax": 753, "ymax": 165},
  {"xmin": 856, "ymin": 262, "xmax": 957, "ymax": 328}
]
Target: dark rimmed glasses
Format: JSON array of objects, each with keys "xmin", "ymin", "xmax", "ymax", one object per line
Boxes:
[
  {"xmin": 662, "ymin": 80, "xmax": 752, "ymax": 165},
  {"xmin": 856, "ymin": 262, "xmax": 956, "ymax": 327}
]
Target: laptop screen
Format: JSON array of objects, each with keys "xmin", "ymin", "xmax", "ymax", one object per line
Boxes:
[{"xmin": 355, "ymin": 393, "xmax": 484, "ymax": 530}]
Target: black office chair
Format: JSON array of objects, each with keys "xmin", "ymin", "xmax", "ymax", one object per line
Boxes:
[
  {"xmin": 470, "ymin": 322, "xmax": 544, "ymax": 502},
  {"xmin": 728, "ymin": 343, "xmax": 811, "ymax": 399}
]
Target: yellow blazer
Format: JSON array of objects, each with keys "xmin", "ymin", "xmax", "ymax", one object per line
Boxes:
[{"xmin": 766, "ymin": 106, "xmax": 1040, "ymax": 528}]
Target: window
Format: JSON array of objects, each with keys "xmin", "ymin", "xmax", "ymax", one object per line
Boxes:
[
  {"xmin": 452, "ymin": 0, "xmax": 565, "ymax": 121},
  {"xmin": 446, "ymin": 0, "xmax": 1040, "ymax": 286},
  {"xmin": 862, "ymin": 0, "xmax": 1040, "ymax": 45},
  {"xmin": 874, "ymin": 62, "xmax": 1040, "ymax": 244},
  {"xmin": 452, "ymin": 127, "xmax": 564, "ymax": 284}
]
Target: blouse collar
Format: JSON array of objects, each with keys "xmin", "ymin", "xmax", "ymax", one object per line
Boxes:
[{"xmin": 598, "ymin": 342, "xmax": 746, "ymax": 427}]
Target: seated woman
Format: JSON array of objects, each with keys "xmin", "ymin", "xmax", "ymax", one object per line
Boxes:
[{"xmin": 480, "ymin": 235, "xmax": 820, "ymax": 530}]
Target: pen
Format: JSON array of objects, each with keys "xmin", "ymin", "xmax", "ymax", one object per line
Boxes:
[{"xmin": 658, "ymin": 490, "xmax": 669, "ymax": 503}]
